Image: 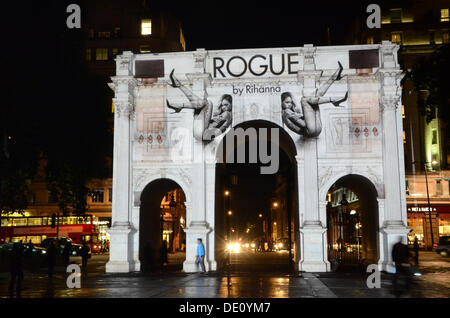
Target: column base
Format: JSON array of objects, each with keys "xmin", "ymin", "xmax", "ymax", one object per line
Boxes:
[
  {"xmin": 299, "ymin": 261, "xmax": 329, "ymax": 272},
  {"xmin": 106, "ymin": 223, "xmax": 137, "ymax": 273},
  {"xmin": 106, "ymin": 260, "xmax": 139, "ymax": 273},
  {"xmin": 299, "ymin": 225, "xmax": 330, "ymax": 272}
]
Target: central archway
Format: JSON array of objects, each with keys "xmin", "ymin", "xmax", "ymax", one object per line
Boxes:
[{"xmin": 214, "ymin": 120, "xmax": 299, "ymax": 272}]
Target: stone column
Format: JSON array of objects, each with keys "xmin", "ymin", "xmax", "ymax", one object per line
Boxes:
[
  {"xmin": 106, "ymin": 52, "xmax": 138, "ymax": 273},
  {"xmin": 297, "ymin": 45, "xmax": 329, "ymax": 272},
  {"xmin": 182, "ymin": 51, "xmax": 215, "ymax": 272},
  {"xmin": 378, "ymin": 42, "xmax": 409, "ymax": 273}
]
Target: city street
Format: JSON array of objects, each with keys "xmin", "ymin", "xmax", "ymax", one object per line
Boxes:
[{"xmin": 0, "ymin": 251, "xmax": 448, "ymax": 298}]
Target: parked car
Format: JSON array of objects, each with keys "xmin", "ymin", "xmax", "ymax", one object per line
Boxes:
[
  {"xmin": 40, "ymin": 237, "xmax": 82, "ymax": 256},
  {"xmin": 434, "ymin": 236, "xmax": 450, "ymax": 257},
  {"xmin": 0, "ymin": 243, "xmax": 47, "ymax": 269}
]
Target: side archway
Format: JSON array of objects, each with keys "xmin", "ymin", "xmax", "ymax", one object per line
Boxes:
[
  {"xmin": 139, "ymin": 178, "xmax": 189, "ymax": 271},
  {"xmin": 325, "ymin": 174, "xmax": 379, "ymax": 269}
]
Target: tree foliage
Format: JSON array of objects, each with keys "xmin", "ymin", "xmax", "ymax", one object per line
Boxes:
[
  {"xmin": 411, "ymin": 44, "xmax": 450, "ymax": 124},
  {"xmin": 1, "ymin": 1, "xmax": 112, "ymax": 216}
]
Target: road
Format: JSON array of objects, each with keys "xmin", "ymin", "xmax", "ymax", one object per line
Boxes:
[{"xmin": 0, "ymin": 251, "xmax": 448, "ymax": 298}]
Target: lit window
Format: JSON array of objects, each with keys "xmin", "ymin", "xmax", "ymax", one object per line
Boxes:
[
  {"xmin": 112, "ymin": 48, "xmax": 119, "ymax": 57},
  {"xmin": 402, "ymin": 105, "xmax": 405, "ymax": 118},
  {"xmin": 441, "ymin": 9, "xmax": 449, "ymax": 22},
  {"xmin": 141, "ymin": 19, "xmax": 152, "ymax": 35},
  {"xmin": 91, "ymin": 189, "xmax": 104, "ymax": 203},
  {"xmin": 96, "ymin": 48, "xmax": 108, "ymax": 61},
  {"xmin": 86, "ymin": 48, "xmax": 91, "ymax": 61},
  {"xmin": 180, "ymin": 28, "xmax": 186, "ymax": 51},
  {"xmin": 443, "ymin": 32, "xmax": 449, "ymax": 44},
  {"xmin": 98, "ymin": 31, "xmax": 110, "ymax": 39},
  {"xmin": 139, "ymin": 45, "xmax": 151, "ymax": 53},
  {"xmin": 114, "ymin": 27, "xmax": 121, "ymax": 38},
  {"xmin": 391, "ymin": 33, "xmax": 402, "ymax": 44},
  {"xmin": 403, "ymin": 130, "xmax": 406, "ymax": 143},
  {"xmin": 366, "ymin": 36, "xmax": 374, "ymax": 44},
  {"xmin": 390, "ymin": 8, "xmax": 402, "ymax": 23},
  {"xmin": 432, "ymin": 129, "xmax": 438, "ymax": 145}
]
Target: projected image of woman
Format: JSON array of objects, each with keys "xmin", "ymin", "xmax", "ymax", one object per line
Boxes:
[
  {"xmin": 281, "ymin": 62, "xmax": 348, "ymax": 137},
  {"xmin": 166, "ymin": 70, "xmax": 232, "ymax": 141}
]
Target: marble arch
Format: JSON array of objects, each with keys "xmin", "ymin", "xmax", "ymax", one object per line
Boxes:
[{"xmin": 106, "ymin": 42, "xmax": 409, "ymax": 274}]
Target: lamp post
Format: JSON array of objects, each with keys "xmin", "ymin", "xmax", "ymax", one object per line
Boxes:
[
  {"xmin": 270, "ymin": 201, "xmax": 278, "ymax": 251},
  {"xmin": 424, "ymin": 162, "xmax": 435, "ymax": 249},
  {"xmin": 160, "ymin": 209, "xmax": 164, "ymax": 243},
  {"xmin": 169, "ymin": 194, "xmax": 177, "ymax": 252},
  {"xmin": 339, "ymin": 193, "xmax": 349, "ymax": 261},
  {"xmin": 224, "ymin": 190, "xmax": 231, "ymax": 266}
]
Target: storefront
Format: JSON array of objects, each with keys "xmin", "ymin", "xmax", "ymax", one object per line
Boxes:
[{"xmin": 407, "ymin": 204, "xmax": 450, "ymax": 248}]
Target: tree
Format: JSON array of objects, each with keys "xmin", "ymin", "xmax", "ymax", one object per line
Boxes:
[
  {"xmin": 411, "ymin": 44, "xmax": 450, "ymax": 124},
  {"xmin": 1, "ymin": 1, "xmax": 112, "ymax": 218}
]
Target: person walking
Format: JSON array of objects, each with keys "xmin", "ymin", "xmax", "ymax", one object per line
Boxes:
[
  {"xmin": 392, "ymin": 238, "xmax": 411, "ymax": 297},
  {"xmin": 413, "ymin": 237, "xmax": 419, "ymax": 266},
  {"xmin": 195, "ymin": 238, "xmax": 206, "ymax": 273},
  {"xmin": 46, "ymin": 241, "xmax": 57, "ymax": 279},
  {"xmin": 160, "ymin": 240, "xmax": 168, "ymax": 268},
  {"xmin": 9, "ymin": 242, "xmax": 24, "ymax": 295},
  {"xmin": 62, "ymin": 241, "xmax": 72, "ymax": 268},
  {"xmin": 80, "ymin": 241, "xmax": 90, "ymax": 269}
]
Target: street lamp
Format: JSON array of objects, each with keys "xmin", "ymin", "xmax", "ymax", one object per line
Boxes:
[
  {"xmin": 338, "ymin": 193, "xmax": 349, "ymax": 261},
  {"xmin": 424, "ymin": 162, "xmax": 436, "ymax": 249},
  {"xmin": 169, "ymin": 194, "xmax": 177, "ymax": 252}
]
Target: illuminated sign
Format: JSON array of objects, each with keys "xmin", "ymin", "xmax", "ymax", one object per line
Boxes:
[{"xmin": 212, "ymin": 53, "xmax": 299, "ymax": 78}]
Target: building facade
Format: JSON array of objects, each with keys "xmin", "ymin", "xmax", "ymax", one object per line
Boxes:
[
  {"xmin": 107, "ymin": 41, "xmax": 408, "ymax": 273},
  {"xmin": 18, "ymin": 2, "xmax": 187, "ymax": 244},
  {"xmin": 348, "ymin": 1, "xmax": 450, "ymax": 249}
]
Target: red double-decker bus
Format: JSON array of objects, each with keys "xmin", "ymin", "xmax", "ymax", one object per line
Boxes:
[{"xmin": 0, "ymin": 215, "xmax": 103, "ymax": 253}]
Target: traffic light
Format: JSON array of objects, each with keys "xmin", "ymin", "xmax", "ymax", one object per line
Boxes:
[{"xmin": 51, "ymin": 213, "xmax": 56, "ymax": 228}]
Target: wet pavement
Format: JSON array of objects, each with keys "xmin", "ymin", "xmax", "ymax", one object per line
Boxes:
[{"xmin": 0, "ymin": 252, "xmax": 448, "ymax": 298}]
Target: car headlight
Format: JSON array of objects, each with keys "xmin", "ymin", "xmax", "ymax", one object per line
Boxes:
[
  {"xmin": 251, "ymin": 243, "xmax": 255, "ymax": 248},
  {"xmin": 41, "ymin": 250, "xmax": 46, "ymax": 254}
]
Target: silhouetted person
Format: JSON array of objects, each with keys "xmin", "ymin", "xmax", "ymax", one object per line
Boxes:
[
  {"xmin": 46, "ymin": 241, "xmax": 57, "ymax": 279},
  {"xmin": 62, "ymin": 241, "xmax": 72, "ymax": 267},
  {"xmin": 9, "ymin": 242, "xmax": 24, "ymax": 296},
  {"xmin": 160, "ymin": 240, "xmax": 168, "ymax": 268},
  {"xmin": 392, "ymin": 238, "xmax": 411, "ymax": 297},
  {"xmin": 26, "ymin": 239, "xmax": 33, "ymax": 251},
  {"xmin": 25, "ymin": 239, "xmax": 34, "ymax": 261},
  {"xmin": 80, "ymin": 241, "xmax": 90, "ymax": 269},
  {"xmin": 413, "ymin": 237, "xmax": 419, "ymax": 266},
  {"xmin": 195, "ymin": 238, "xmax": 206, "ymax": 273}
]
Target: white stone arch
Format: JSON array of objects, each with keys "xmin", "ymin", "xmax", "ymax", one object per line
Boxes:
[
  {"xmin": 319, "ymin": 170, "xmax": 381, "ymax": 267},
  {"xmin": 134, "ymin": 169, "xmax": 193, "ymax": 206},
  {"xmin": 319, "ymin": 170, "xmax": 381, "ymax": 203}
]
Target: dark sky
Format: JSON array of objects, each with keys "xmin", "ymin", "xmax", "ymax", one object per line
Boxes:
[{"xmin": 163, "ymin": 1, "xmax": 372, "ymax": 51}]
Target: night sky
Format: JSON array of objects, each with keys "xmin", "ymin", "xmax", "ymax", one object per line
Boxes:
[{"xmin": 163, "ymin": 0, "xmax": 371, "ymax": 51}]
